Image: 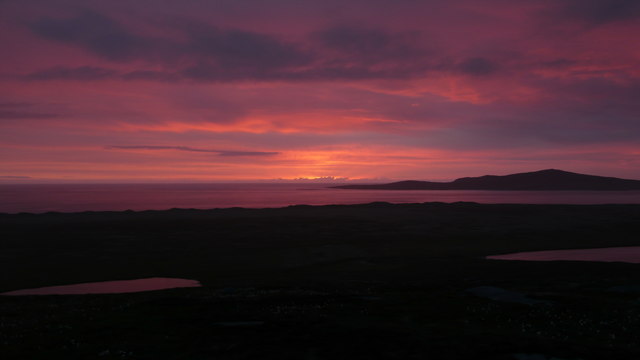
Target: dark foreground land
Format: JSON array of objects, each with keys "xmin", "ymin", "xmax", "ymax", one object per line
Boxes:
[{"xmin": 2, "ymin": 202, "xmax": 640, "ymax": 359}]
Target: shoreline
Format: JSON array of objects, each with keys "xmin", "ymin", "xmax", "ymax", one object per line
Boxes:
[
  {"xmin": 3, "ymin": 200, "xmax": 640, "ymax": 216},
  {"xmin": 3, "ymin": 185, "xmax": 640, "ymax": 214}
]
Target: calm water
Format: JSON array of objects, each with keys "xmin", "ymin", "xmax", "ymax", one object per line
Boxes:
[
  {"xmin": 2, "ymin": 183, "xmax": 640, "ymax": 213},
  {"xmin": 1, "ymin": 278, "xmax": 201, "ymax": 296},
  {"xmin": 487, "ymin": 247, "xmax": 640, "ymax": 264}
]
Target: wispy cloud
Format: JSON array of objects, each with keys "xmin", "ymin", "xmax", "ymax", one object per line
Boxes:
[
  {"xmin": 0, "ymin": 102, "xmax": 59, "ymax": 119},
  {"xmin": 106, "ymin": 145, "xmax": 279, "ymax": 157},
  {"xmin": 25, "ymin": 66, "xmax": 117, "ymax": 81}
]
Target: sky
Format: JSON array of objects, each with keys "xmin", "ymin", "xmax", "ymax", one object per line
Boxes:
[{"xmin": 1, "ymin": 0, "xmax": 639, "ymax": 182}]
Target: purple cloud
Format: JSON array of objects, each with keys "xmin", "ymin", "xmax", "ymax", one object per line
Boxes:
[{"xmin": 106, "ymin": 145, "xmax": 279, "ymax": 157}]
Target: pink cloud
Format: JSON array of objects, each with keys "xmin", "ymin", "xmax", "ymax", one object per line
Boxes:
[{"xmin": 1, "ymin": 0, "xmax": 639, "ymax": 181}]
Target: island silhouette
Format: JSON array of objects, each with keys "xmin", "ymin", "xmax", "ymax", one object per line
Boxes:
[{"xmin": 333, "ymin": 169, "xmax": 640, "ymax": 190}]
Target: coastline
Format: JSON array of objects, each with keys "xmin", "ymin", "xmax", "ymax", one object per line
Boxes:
[{"xmin": 4, "ymin": 182, "xmax": 640, "ymax": 214}]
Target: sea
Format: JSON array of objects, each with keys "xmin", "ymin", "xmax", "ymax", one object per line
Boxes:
[{"xmin": 2, "ymin": 183, "xmax": 640, "ymax": 214}]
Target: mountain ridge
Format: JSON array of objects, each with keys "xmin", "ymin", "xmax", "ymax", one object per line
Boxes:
[{"xmin": 332, "ymin": 169, "xmax": 640, "ymax": 190}]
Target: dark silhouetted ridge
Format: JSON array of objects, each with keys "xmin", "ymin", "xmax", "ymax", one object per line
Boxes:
[{"xmin": 332, "ymin": 169, "xmax": 640, "ymax": 190}]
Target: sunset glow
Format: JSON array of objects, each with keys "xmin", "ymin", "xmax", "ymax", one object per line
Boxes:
[{"xmin": 1, "ymin": 0, "xmax": 639, "ymax": 182}]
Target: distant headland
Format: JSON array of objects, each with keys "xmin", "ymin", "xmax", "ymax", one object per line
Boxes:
[{"xmin": 332, "ymin": 169, "xmax": 640, "ymax": 191}]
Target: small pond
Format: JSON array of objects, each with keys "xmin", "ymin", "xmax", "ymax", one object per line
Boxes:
[
  {"xmin": 1, "ymin": 277, "xmax": 201, "ymax": 296},
  {"xmin": 487, "ymin": 246, "xmax": 640, "ymax": 264}
]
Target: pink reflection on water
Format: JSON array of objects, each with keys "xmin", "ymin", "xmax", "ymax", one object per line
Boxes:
[
  {"xmin": 487, "ymin": 246, "xmax": 640, "ymax": 263},
  {"xmin": 2, "ymin": 184, "xmax": 640, "ymax": 213},
  {"xmin": 1, "ymin": 277, "xmax": 201, "ymax": 296}
]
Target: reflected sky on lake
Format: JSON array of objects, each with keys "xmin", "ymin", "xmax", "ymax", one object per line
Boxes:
[
  {"xmin": 488, "ymin": 247, "xmax": 640, "ymax": 264},
  {"xmin": 1, "ymin": 278, "xmax": 201, "ymax": 296}
]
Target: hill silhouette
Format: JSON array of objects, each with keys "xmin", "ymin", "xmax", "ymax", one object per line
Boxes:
[{"xmin": 333, "ymin": 169, "xmax": 640, "ymax": 190}]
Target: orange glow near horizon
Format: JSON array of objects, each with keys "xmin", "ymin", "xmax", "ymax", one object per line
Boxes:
[{"xmin": 1, "ymin": 1, "xmax": 640, "ymax": 182}]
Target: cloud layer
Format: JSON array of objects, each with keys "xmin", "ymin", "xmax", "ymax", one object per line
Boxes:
[
  {"xmin": 107, "ymin": 145, "xmax": 278, "ymax": 157},
  {"xmin": 1, "ymin": 0, "xmax": 639, "ymax": 181}
]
